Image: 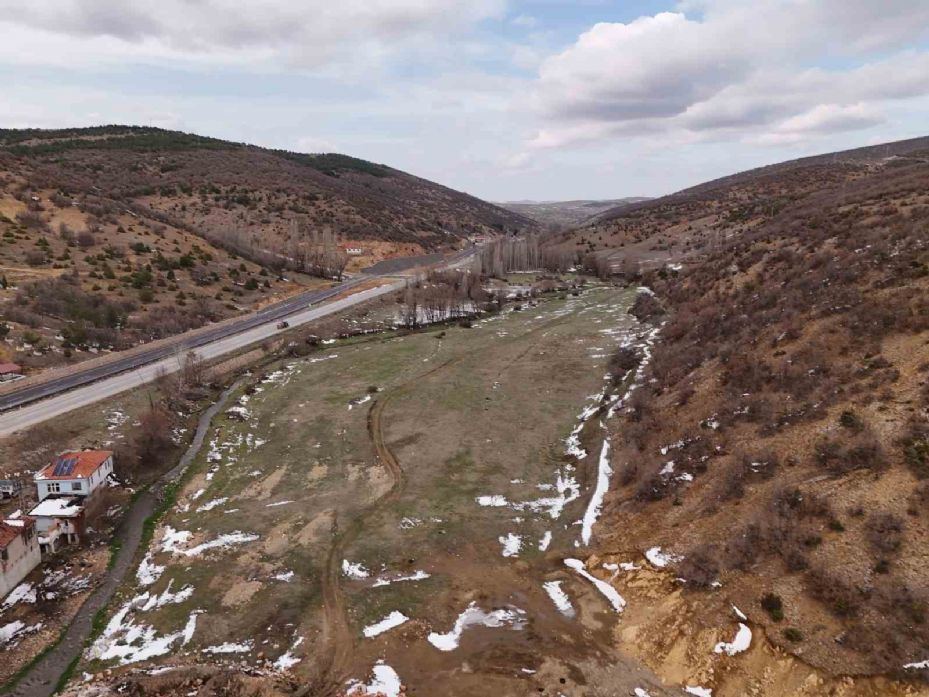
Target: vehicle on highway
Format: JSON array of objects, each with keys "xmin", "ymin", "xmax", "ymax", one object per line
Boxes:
[{"xmin": 276, "ymin": 320, "xmax": 290, "ymax": 329}]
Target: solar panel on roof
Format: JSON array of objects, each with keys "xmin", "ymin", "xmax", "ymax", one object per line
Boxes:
[{"xmin": 52, "ymin": 457, "xmax": 78, "ymax": 477}]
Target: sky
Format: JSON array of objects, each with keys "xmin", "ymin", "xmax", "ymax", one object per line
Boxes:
[{"xmin": 1, "ymin": 0, "xmax": 928, "ymax": 202}]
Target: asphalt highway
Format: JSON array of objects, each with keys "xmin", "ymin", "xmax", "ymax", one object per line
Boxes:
[{"xmin": 0, "ymin": 246, "xmax": 477, "ymax": 436}]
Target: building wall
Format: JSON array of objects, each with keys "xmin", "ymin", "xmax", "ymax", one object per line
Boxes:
[{"xmin": 0, "ymin": 531, "xmax": 40, "ymax": 600}]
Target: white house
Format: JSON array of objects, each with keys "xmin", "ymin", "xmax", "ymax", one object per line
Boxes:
[
  {"xmin": 28, "ymin": 497, "xmax": 85, "ymax": 554},
  {"xmin": 0, "ymin": 516, "xmax": 41, "ymax": 599},
  {"xmin": 35, "ymin": 451, "xmax": 114, "ymax": 502}
]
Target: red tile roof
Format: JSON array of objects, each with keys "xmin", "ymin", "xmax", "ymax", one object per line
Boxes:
[
  {"xmin": 37, "ymin": 450, "xmax": 113, "ymax": 480},
  {"xmin": 0, "ymin": 362, "xmax": 21, "ymax": 374},
  {"xmin": 0, "ymin": 520, "xmax": 30, "ymax": 549}
]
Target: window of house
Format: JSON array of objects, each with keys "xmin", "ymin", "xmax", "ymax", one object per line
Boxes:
[{"xmin": 47, "ymin": 482, "xmax": 61, "ymax": 494}]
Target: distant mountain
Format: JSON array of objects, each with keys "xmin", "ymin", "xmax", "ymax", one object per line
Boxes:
[{"xmin": 496, "ymin": 197, "xmax": 650, "ymax": 228}]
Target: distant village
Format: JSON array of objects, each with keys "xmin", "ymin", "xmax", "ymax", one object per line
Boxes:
[{"xmin": 0, "ymin": 450, "xmax": 115, "ymax": 600}]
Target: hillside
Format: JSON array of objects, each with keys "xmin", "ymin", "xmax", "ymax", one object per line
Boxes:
[
  {"xmin": 497, "ymin": 197, "xmax": 650, "ymax": 228},
  {"xmin": 0, "ymin": 126, "xmax": 533, "ymax": 374},
  {"xmin": 570, "ymin": 136, "xmax": 929, "ymax": 682}
]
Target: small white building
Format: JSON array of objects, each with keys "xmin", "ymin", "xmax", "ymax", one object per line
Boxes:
[
  {"xmin": 0, "ymin": 516, "xmax": 41, "ymax": 599},
  {"xmin": 28, "ymin": 497, "xmax": 85, "ymax": 554},
  {"xmin": 35, "ymin": 451, "xmax": 114, "ymax": 502}
]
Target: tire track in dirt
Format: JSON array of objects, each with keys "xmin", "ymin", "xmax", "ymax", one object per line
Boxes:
[{"xmin": 305, "ymin": 359, "xmax": 453, "ymax": 697}]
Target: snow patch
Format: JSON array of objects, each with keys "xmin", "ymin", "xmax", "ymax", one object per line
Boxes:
[
  {"xmin": 580, "ymin": 439, "xmax": 611, "ymax": 545},
  {"xmin": 714, "ymin": 623, "xmax": 752, "ymax": 656},
  {"xmin": 564, "ymin": 558, "xmax": 625, "ymax": 612},
  {"xmin": 543, "ymin": 581, "xmax": 575, "ymax": 618},
  {"xmin": 427, "ymin": 602, "xmax": 527, "ymax": 651},
  {"xmin": 362, "ymin": 611, "xmax": 409, "ymax": 638}
]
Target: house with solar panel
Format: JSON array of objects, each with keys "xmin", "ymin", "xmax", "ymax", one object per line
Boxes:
[
  {"xmin": 28, "ymin": 451, "xmax": 114, "ymax": 553},
  {"xmin": 34, "ymin": 451, "xmax": 114, "ymax": 502}
]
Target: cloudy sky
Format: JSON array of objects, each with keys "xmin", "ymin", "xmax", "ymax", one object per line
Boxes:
[{"xmin": 2, "ymin": 0, "xmax": 928, "ymax": 201}]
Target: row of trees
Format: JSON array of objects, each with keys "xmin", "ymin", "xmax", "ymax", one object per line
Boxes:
[
  {"xmin": 205, "ymin": 218, "xmax": 350, "ymax": 280},
  {"xmin": 477, "ymin": 235, "xmax": 576, "ymax": 277}
]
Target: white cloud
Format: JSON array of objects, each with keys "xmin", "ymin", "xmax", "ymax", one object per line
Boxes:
[
  {"xmin": 0, "ymin": 0, "xmax": 506, "ymax": 70},
  {"xmin": 528, "ymin": 0, "xmax": 929, "ymax": 149}
]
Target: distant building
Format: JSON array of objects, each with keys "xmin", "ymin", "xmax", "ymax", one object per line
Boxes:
[
  {"xmin": 341, "ymin": 245, "xmax": 365, "ymax": 256},
  {"xmin": 0, "ymin": 516, "xmax": 40, "ymax": 598},
  {"xmin": 0, "ymin": 363, "xmax": 22, "ymax": 381},
  {"xmin": 0, "ymin": 479, "xmax": 22, "ymax": 499},
  {"xmin": 35, "ymin": 451, "xmax": 114, "ymax": 502},
  {"xmin": 28, "ymin": 498, "xmax": 85, "ymax": 554}
]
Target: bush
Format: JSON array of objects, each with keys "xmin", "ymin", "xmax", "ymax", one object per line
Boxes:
[
  {"xmin": 761, "ymin": 593, "xmax": 784, "ymax": 622},
  {"xmin": 783, "ymin": 627, "xmax": 803, "ymax": 642},
  {"xmin": 677, "ymin": 545, "xmax": 720, "ymax": 588},
  {"xmin": 629, "ymin": 291, "xmax": 665, "ymax": 321},
  {"xmin": 864, "ymin": 512, "xmax": 904, "ymax": 556}
]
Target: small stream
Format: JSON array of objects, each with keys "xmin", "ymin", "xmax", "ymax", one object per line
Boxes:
[{"xmin": 2, "ymin": 379, "xmax": 244, "ymax": 697}]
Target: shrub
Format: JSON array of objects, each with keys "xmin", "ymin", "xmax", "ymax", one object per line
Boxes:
[
  {"xmin": 629, "ymin": 291, "xmax": 665, "ymax": 321},
  {"xmin": 677, "ymin": 545, "xmax": 720, "ymax": 588},
  {"xmin": 783, "ymin": 627, "xmax": 804, "ymax": 642},
  {"xmin": 864, "ymin": 512, "xmax": 904, "ymax": 556},
  {"xmin": 761, "ymin": 593, "xmax": 784, "ymax": 622}
]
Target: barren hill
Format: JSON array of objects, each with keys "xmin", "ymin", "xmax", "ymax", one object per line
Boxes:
[
  {"xmin": 0, "ymin": 126, "xmax": 534, "ymax": 374},
  {"xmin": 566, "ymin": 135, "xmax": 929, "ymax": 679}
]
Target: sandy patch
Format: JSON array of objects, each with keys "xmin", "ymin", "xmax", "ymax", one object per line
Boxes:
[
  {"xmin": 221, "ymin": 580, "xmax": 264, "ymax": 607},
  {"xmin": 240, "ymin": 466, "xmax": 287, "ymax": 501},
  {"xmin": 296, "ymin": 510, "xmax": 335, "ymax": 547}
]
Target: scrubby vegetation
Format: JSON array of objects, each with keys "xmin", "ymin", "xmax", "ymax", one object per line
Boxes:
[{"xmin": 578, "ymin": 137, "xmax": 929, "ymax": 676}]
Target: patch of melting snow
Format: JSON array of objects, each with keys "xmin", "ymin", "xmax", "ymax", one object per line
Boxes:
[
  {"xmin": 342, "ymin": 560, "xmax": 370, "ymax": 579},
  {"xmin": 580, "ymin": 440, "xmax": 611, "ymax": 546},
  {"xmin": 427, "ymin": 602, "xmax": 527, "ymax": 651},
  {"xmin": 348, "ymin": 394, "xmax": 372, "ymax": 410},
  {"xmin": 90, "ymin": 598, "xmax": 199, "ymax": 665},
  {"xmin": 161, "ymin": 527, "xmax": 257, "ymax": 557},
  {"xmin": 0, "ymin": 620, "xmax": 42, "ymax": 646},
  {"xmin": 685, "ymin": 687, "xmax": 712, "ymax": 697},
  {"xmin": 265, "ymin": 500, "xmax": 294, "ymax": 507},
  {"xmin": 904, "ymin": 659, "xmax": 929, "ymax": 670},
  {"xmin": 538, "ymin": 531, "xmax": 552, "ymax": 551},
  {"xmin": 499, "ymin": 532, "xmax": 522, "ymax": 557},
  {"xmin": 203, "ymin": 640, "xmax": 253, "ymax": 654},
  {"xmin": 644, "ymin": 546, "xmax": 682, "ymax": 568},
  {"xmin": 346, "ymin": 660, "xmax": 403, "ymax": 697},
  {"xmin": 136, "ymin": 554, "xmax": 165, "ymax": 587},
  {"xmin": 714, "ymin": 623, "xmax": 752, "ymax": 656},
  {"xmin": 273, "ymin": 570, "xmax": 295, "ymax": 582},
  {"xmin": 273, "ymin": 635, "xmax": 304, "ymax": 672},
  {"xmin": 543, "ymin": 581, "xmax": 575, "ymax": 618},
  {"xmin": 140, "ymin": 580, "xmax": 194, "ymax": 611},
  {"xmin": 196, "ymin": 497, "xmax": 228, "ymax": 512},
  {"xmin": 476, "ymin": 495, "xmax": 508, "ymax": 507},
  {"xmin": 2, "ymin": 583, "xmax": 36, "ymax": 609},
  {"xmin": 564, "ymin": 558, "xmax": 625, "ymax": 612},
  {"xmin": 371, "ymin": 570, "xmax": 430, "ymax": 587},
  {"xmin": 308, "ymin": 354, "xmax": 338, "ymax": 364},
  {"xmin": 362, "ymin": 611, "xmax": 409, "ymax": 638}
]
